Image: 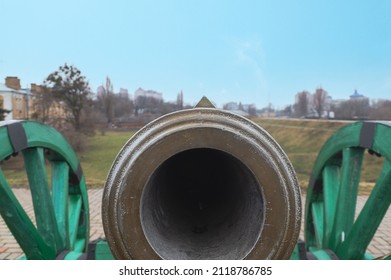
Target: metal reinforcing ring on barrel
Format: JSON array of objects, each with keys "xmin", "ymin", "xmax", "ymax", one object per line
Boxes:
[{"xmin": 102, "ymin": 102, "xmax": 301, "ymax": 260}]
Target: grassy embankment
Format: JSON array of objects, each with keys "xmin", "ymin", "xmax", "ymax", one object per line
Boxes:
[
  {"xmin": 3, "ymin": 118, "xmax": 383, "ymax": 194},
  {"xmin": 252, "ymin": 118, "xmax": 383, "ymax": 194}
]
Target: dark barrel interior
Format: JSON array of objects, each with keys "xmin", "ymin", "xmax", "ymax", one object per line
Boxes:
[{"xmin": 140, "ymin": 148, "xmax": 264, "ymax": 259}]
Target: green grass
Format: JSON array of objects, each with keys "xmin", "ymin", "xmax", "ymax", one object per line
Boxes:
[
  {"xmin": 1, "ymin": 118, "xmax": 384, "ymax": 194},
  {"xmin": 79, "ymin": 131, "xmax": 135, "ymax": 187},
  {"xmin": 1, "ymin": 130, "xmax": 135, "ymax": 188},
  {"xmin": 251, "ymin": 118, "xmax": 383, "ymax": 193},
  {"xmin": 251, "ymin": 118, "xmax": 346, "ymax": 186}
]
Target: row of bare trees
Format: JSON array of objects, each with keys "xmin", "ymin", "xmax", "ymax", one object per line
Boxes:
[
  {"xmin": 332, "ymin": 99, "xmax": 391, "ymax": 120},
  {"xmin": 294, "ymin": 87, "xmax": 391, "ymax": 120},
  {"xmin": 31, "ymin": 63, "xmax": 187, "ymax": 150},
  {"xmin": 95, "ymin": 76, "xmax": 135, "ymax": 125},
  {"xmin": 30, "ymin": 63, "xmax": 391, "ymax": 152},
  {"xmin": 294, "ymin": 88, "xmax": 329, "ymax": 118}
]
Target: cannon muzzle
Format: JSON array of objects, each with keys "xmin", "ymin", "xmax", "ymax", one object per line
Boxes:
[{"xmin": 102, "ymin": 99, "xmax": 301, "ymax": 259}]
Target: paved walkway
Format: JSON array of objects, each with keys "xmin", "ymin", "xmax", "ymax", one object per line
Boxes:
[{"xmin": 0, "ymin": 188, "xmax": 390, "ymax": 259}]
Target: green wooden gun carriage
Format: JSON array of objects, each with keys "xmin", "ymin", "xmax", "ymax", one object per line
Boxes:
[{"xmin": 0, "ymin": 100, "xmax": 390, "ymax": 260}]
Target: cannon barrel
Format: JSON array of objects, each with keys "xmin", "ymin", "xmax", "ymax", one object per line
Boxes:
[{"xmin": 102, "ymin": 99, "xmax": 301, "ymax": 260}]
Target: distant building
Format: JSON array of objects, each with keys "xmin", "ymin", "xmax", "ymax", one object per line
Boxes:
[
  {"xmin": 133, "ymin": 88, "xmax": 163, "ymax": 115},
  {"xmin": 350, "ymin": 89, "xmax": 366, "ymax": 100},
  {"xmin": 0, "ymin": 76, "xmax": 70, "ymax": 122},
  {"xmin": 0, "ymin": 76, "xmax": 31, "ymax": 120},
  {"xmin": 96, "ymin": 85, "xmax": 105, "ymax": 99},
  {"xmin": 224, "ymin": 102, "xmax": 239, "ymax": 111},
  {"xmin": 29, "ymin": 83, "xmax": 68, "ymax": 123},
  {"xmin": 119, "ymin": 88, "xmax": 129, "ymax": 99},
  {"xmin": 294, "ymin": 87, "xmax": 331, "ymax": 118},
  {"xmin": 134, "ymin": 88, "xmax": 163, "ymax": 101},
  {"xmin": 331, "ymin": 98, "xmax": 345, "ymax": 108},
  {"xmin": 294, "ymin": 90, "xmax": 312, "ymax": 116},
  {"xmin": 223, "ymin": 101, "xmax": 257, "ymax": 116},
  {"xmin": 97, "ymin": 86, "xmax": 130, "ymax": 100}
]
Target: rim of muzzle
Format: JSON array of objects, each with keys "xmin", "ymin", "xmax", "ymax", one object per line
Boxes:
[{"xmin": 102, "ymin": 106, "xmax": 301, "ymax": 260}]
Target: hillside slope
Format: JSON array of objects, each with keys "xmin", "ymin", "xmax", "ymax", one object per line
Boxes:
[{"xmin": 252, "ymin": 118, "xmax": 382, "ymax": 193}]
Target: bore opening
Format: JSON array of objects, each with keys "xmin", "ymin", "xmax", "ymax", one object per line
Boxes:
[{"xmin": 140, "ymin": 148, "xmax": 264, "ymax": 259}]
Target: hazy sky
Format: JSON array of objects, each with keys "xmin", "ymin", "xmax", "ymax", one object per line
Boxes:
[{"xmin": 1, "ymin": 0, "xmax": 391, "ymax": 109}]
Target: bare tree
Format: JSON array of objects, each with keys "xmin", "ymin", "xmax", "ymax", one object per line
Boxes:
[
  {"xmin": 135, "ymin": 95, "xmax": 162, "ymax": 115},
  {"xmin": 370, "ymin": 100, "xmax": 391, "ymax": 120},
  {"xmin": 0, "ymin": 109, "xmax": 10, "ymax": 121},
  {"xmin": 30, "ymin": 85, "xmax": 54, "ymax": 124},
  {"xmin": 281, "ymin": 105, "xmax": 293, "ymax": 117},
  {"xmin": 334, "ymin": 99, "xmax": 370, "ymax": 119},
  {"xmin": 44, "ymin": 63, "xmax": 91, "ymax": 131},
  {"xmin": 97, "ymin": 76, "xmax": 115, "ymax": 125},
  {"xmin": 177, "ymin": 91, "xmax": 184, "ymax": 110},
  {"xmin": 248, "ymin": 104, "xmax": 257, "ymax": 116},
  {"xmin": 313, "ymin": 87, "xmax": 328, "ymax": 118},
  {"xmin": 113, "ymin": 94, "xmax": 134, "ymax": 118},
  {"xmin": 294, "ymin": 91, "xmax": 309, "ymax": 117},
  {"xmin": 0, "ymin": 96, "xmax": 10, "ymax": 121}
]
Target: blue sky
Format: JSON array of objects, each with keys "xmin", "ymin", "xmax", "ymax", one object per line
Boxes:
[{"xmin": 1, "ymin": 0, "xmax": 391, "ymax": 109}]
